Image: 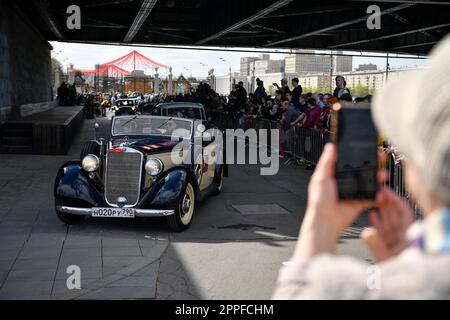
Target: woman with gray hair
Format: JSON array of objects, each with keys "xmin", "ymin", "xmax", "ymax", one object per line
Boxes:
[{"xmin": 273, "ymin": 34, "xmax": 450, "ymax": 299}]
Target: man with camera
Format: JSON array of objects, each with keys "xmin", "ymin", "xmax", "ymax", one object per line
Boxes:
[{"xmin": 273, "ymin": 78, "xmax": 291, "ymax": 98}]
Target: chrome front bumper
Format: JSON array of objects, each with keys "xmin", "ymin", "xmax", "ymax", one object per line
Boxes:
[{"xmin": 57, "ymin": 206, "xmax": 175, "ymax": 217}]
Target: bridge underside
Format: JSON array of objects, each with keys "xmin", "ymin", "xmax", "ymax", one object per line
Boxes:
[
  {"xmin": 13, "ymin": 0, "xmax": 450, "ymax": 56},
  {"xmin": 1, "ymin": 0, "xmax": 450, "ymax": 141}
]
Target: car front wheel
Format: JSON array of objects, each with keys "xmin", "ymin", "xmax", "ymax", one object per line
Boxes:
[{"xmin": 166, "ymin": 182, "xmax": 195, "ymax": 232}]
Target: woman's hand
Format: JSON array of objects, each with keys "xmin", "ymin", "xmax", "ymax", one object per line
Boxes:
[
  {"xmin": 360, "ymin": 187, "xmax": 414, "ymax": 262},
  {"xmin": 292, "ymin": 144, "xmax": 376, "ymax": 261}
]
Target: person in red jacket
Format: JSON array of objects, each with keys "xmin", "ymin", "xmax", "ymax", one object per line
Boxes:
[
  {"xmin": 301, "ymin": 98, "xmax": 322, "ymax": 128},
  {"xmin": 315, "ymin": 96, "xmax": 337, "ymax": 130}
]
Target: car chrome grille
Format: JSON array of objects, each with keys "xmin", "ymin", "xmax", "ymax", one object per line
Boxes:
[{"xmin": 105, "ymin": 151, "xmax": 142, "ymax": 207}]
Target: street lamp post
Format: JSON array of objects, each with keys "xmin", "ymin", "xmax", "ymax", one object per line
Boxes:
[{"xmin": 219, "ymin": 58, "xmax": 232, "ymax": 93}]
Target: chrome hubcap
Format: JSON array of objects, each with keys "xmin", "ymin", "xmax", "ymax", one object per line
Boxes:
[
  {"xmin": 182, "ymin": 194, "xmax": 191, "ymax": 214},
  {"xmin": 180, "ymin": 183, "xmax": 195, "ymax": 225}
]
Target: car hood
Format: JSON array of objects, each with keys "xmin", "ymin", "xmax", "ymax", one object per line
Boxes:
[{"xmin": 111, "ymin": 136, "xmax": 183, "ymax": 154}]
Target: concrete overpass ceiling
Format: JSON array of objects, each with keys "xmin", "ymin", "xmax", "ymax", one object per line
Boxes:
[{"xmin": 12, "ymin": 0, "xmax": 450, "ymax": 55}]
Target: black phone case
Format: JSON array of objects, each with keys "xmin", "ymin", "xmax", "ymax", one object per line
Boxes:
[{"xmin": 332, "ymin": 102, "xmax": 378, "ymax": 200}]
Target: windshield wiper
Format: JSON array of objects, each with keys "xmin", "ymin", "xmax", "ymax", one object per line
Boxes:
[
  {"xmin": 121, "ymin": 115, "xmax": 138, "ymax": 127},
  {"xmin": 156, "ymin": 117, "xmax": 174, "ymax": 130}
]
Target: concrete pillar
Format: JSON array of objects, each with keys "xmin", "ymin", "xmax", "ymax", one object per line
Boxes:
[
  {"xmin": 168, "ymin": 67, "xmax": 173, "ymax": 95},
  {"xmin": 0, "ymin": 1, "xmax": 52, "ymax": 123}
]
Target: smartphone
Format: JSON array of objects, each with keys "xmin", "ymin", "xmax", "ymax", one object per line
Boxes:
[{"xmin": 332, "ymin": 102, "xmax": 378, "ymax": 200}]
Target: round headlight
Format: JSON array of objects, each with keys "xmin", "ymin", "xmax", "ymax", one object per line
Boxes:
[
  {"xmin": 82, "ymin": 154, "xmax": 100, "ymax": 172},
  {"xmin": 145, "ymin": 158, "xmax": 163, "ymax": 176}
]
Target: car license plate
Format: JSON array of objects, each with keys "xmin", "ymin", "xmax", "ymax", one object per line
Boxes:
[{"xmin": 92, "ymin": 207, "xmax": 135, "ymax": 218}]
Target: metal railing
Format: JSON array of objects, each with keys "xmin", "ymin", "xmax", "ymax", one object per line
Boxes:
[
  {"xmin": 241, "ymin": 117, "xmax": 423, "ymax": 219},
  {"xmin": 282, "ymin": 126, "xmax": 332, "ymax": 165},
  {"xmin": 383, "ymin": 151, "xmax": 423, "ymax": 220}
]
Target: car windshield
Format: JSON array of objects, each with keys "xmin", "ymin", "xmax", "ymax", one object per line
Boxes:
[
  {"xmin": 163, "ymin": 107, "xmax": 201, "ymax": 119},
  {"xmin": 117, "ymin": 100, "xmax": 134, "ymax": 107},
  {"xmin": 112, "ymin": 116, "xmax": 193, "ymax": 139}
]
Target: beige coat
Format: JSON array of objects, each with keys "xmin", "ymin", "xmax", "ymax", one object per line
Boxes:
[{"xmin": 272, "ymin": 248, "xmax": 450, "ymax": 299}]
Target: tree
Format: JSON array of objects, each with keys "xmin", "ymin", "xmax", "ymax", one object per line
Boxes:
[
  {"xmin": 315, "ymin": 87, "xmax": 331, "ymax": 95},
  {"xmin": 302, "ymin": 87, "xmax": 330, "ymax": 95},
  {"xmin": 74, "ymin": 70, "xmax": 84, "ymax": 78},
  {"xmin": 74, "ymin": 70, "xmax": 85, "ymax": 83},
  {"xmin": 350, "ymin": 84, "xmax": 369, "ymax": 97},
  {"xmin": 51, "ymin": 58, "xmax": 63, "ymax": 88},
  {"xmin": 51, "ymin": 58, "xmax": 63, "ymax": 75}
]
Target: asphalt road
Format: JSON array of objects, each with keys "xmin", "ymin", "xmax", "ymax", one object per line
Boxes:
[{"xmin": 0, "ymin": 111, "xmax": 373, "ymax": 299}]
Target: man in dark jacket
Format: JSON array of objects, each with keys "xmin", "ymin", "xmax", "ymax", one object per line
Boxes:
[
  {"xmin": 254, "ymin": 78, "xmax": 267, "ymax": 102},
  {"xmin": 291, "ymin": 78, "xmax": 303, "ymax": 107},
  {"xmin": 235, "ymin": 81, "xmax": 247, "ymax": 109}
]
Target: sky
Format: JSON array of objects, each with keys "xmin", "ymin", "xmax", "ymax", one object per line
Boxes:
[{"xmin": 50, "ymin": 41, "xmax": 427, "ymax": 79}]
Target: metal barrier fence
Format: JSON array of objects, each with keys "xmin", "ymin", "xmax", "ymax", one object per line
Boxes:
[
  {"xmin": 384, "ymin": 152, "xmax": 423, "ymax": 220},
  {"xmin": 235, "ymin": 118, "xmax": 331, "ymax": 162},
  {"xmin": 242, "ymin": 118, "xmax": 423, "ymax": 219},
  {"xmin": 235, "ymin": 117, "xmax": 277, "ymax": 153},
  {"xmin": 282, "ymin": 126, "xmax": 332, "ymax": 165}
]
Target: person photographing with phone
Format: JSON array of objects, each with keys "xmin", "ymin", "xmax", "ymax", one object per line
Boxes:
[
  {"xmin": 273, "ymin": 78, "xmax": 291, "ymax": 98},
  {"xmin": 273, "ymin": 35, "xmax": 450, "ymax": 299}
]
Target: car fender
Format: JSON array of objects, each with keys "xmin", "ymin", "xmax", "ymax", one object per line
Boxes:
[
  {"xmin": 54, "ymin": 161, "xmax": 105, "ymax": 207},
  {"xmin": 150, "ymin": 168, "xmax": 198, "ymax": 207},
  {"xmin": 213, "ymin": 163, "xmax": 224, "ymax": 184}
]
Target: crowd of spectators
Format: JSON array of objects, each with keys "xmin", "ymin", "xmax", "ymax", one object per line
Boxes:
[
  {"xmin": 225, "ymin": 76, "xmax": 372, "ymax": 132},
  {"xmin": 60, "ymin": 75, "xmax": 373, "ymax": 132}
]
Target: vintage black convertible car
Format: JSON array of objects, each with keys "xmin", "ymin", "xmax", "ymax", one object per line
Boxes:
[{"xmin": 54, "ymin": 115, "xmax": 226, "ymax": 231}]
